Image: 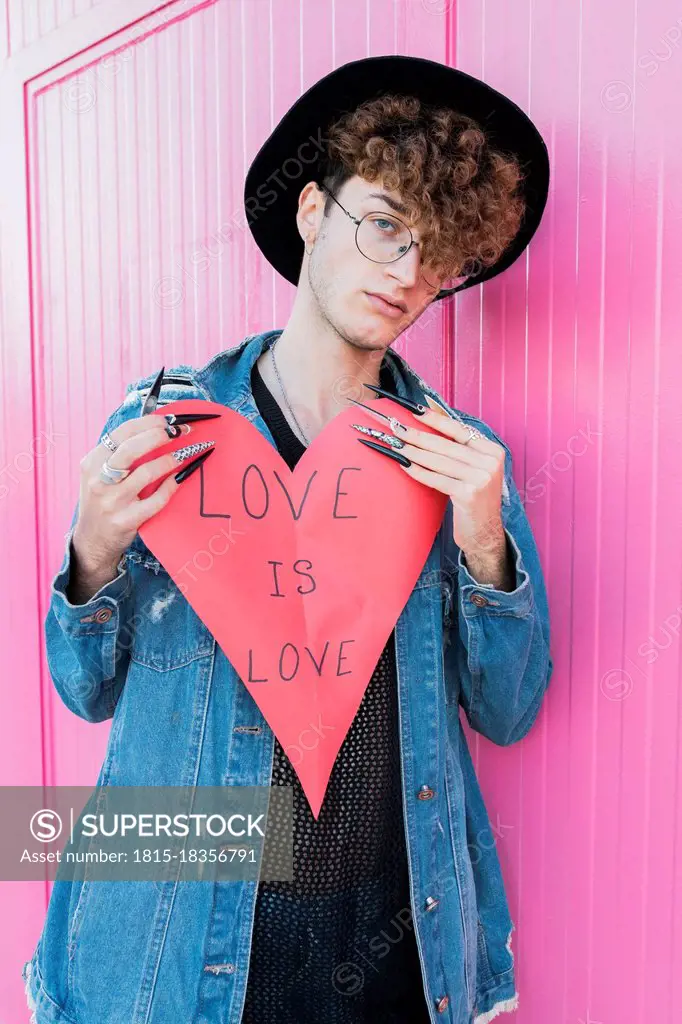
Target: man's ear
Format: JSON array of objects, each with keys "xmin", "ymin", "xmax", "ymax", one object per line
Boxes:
[{"xmin": 297, "ymin": 180, "xmax": 323, "ymax": 242}]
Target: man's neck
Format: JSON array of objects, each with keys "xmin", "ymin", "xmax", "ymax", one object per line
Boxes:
[{"xmin": 255, "ymin": 309, "xmax": 388, "ymax": 444}]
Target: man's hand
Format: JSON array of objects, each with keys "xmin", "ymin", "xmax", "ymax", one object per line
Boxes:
[{"xmin": 377, "ymin": 396, "xmax": 515, "ymax": 590}]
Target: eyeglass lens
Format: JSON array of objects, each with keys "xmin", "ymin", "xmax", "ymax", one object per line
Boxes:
[{"xmin": 356, "ymin": 213, "xmax": 467, "ymax": 291}]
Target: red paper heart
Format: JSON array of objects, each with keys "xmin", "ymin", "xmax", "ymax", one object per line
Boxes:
[{"xmin": 136, "ymin": 398, "xmax": 447, "ymax": 818}]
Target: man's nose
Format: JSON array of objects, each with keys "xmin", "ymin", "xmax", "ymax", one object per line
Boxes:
[{"xmin": 385, "ymin": 245, "xmax": 423, "ymax": 288}]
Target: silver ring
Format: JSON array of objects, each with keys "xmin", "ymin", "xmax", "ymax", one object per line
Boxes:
[
  {"xmin": 464, "ymin": 426, "xmax": 483, "ymax": 444},
  {"xmin": 99, "ymin": 458, "xmax": 130, "ymax": 485},
  {"xmin": 101, "ymin": 431, "xmax": 119, "ymax": 454}
]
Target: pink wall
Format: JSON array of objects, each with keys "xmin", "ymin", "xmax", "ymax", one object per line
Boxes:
[{"xmin": 1, "ymin": 1, "xmax": 680, "ymax": 1021}]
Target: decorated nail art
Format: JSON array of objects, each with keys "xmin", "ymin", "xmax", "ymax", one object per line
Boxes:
[
  {"xmin": 350, "ymin": 423, "xmax": 406, "ymax": 449},
  {"xmin": 165, "ymin": 422, "xmax": 191, "ymax": 439},
  {"xmin": 171, "ymin": 440, "xmax": 215, "ymax": 463}
]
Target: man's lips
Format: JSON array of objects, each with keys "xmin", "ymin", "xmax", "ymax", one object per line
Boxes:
[{"xmin": 365, "ymin": 292, "xmax": 406, "ymax": 317}]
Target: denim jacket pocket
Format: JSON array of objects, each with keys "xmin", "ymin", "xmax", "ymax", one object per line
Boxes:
[{"xmin": 476, "ymin": 915, "xmax": 495, "ymax": 987}]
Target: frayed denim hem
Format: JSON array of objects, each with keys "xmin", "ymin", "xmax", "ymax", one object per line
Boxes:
[{"xmin": 22, "ymin": 958, "xmax": 38, "ymax": 1023}]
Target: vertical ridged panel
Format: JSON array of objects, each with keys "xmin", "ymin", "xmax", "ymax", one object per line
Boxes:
[
  {"xmin": 6, "ymin": 0, "xmax": 110, "ymax": 55},
  {"xmin": 455, "ymin": 1, "xmax": 682, "ymax": 1022},
  {"xmin": 2, "ymin": 1, "xmax": 679, "ymax": 1021}
]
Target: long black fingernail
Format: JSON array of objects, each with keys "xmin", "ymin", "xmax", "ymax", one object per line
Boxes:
[
  {"xmin": 347, "ymin": 397, "xmax": 392, "ymax": 423},
  {"xmin": 142, "ymin": 366, "xmax": 165, "ymax": 415},
  {"xmin": 356, "ymin": 437, "xmax": 412, "ymax": 467},
  {"xmin": 164, "ymin": 412, "xmax": 222, "ymax": 425},
  {"xmin": 175, "ymin": 446, "xmax": 215, "ymax": 483},
  {"xmin": 362, "ymin": 383, "xmax": 427, "ymax": 415}
]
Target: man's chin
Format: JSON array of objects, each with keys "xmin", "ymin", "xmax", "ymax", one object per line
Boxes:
[
  {"xmin": 342, "ymin": 330, "xmax": 394, "ymax": 354},
  {"xmin": 345, "ymin": 312, "xmax": 405, "ymax": 349}
]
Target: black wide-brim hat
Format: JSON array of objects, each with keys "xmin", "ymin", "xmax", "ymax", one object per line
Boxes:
[{"xmin": 244, "ymin": 54, "xmax": 550, "ymax": 301}]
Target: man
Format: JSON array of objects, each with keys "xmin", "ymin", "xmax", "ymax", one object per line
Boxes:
[{"xmin": 24, "ymin": 55, "xmax": 552, "ymax": 1024}]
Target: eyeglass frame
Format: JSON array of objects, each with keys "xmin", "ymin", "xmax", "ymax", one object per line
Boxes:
[{"xmin": 315, "ymin": 181, "xmax": 467, "ymax": 301}]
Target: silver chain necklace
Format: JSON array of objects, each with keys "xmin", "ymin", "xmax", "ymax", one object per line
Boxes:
[{"xmin": 269, "ymin": 335, "xmax": 310, "ymax": 447}]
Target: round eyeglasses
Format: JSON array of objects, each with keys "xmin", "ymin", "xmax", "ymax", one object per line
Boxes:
[{"xmin": 318, "ymin": 182, "xmax": 469, "ymax": 294}]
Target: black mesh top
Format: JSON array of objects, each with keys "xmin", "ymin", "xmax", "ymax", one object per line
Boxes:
[{"xmin": 240, "ymin": 353, "xmax": 432, "ymax": 1024}]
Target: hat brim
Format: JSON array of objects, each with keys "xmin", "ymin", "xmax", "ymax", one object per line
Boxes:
[{"xmin": 244, "ymin": 54, "xmax": 550, "ymax": 301}]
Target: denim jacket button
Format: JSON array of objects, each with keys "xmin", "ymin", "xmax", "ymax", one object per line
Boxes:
[
  {"xmin": 92, "ymin": 607, "xmax": 113, "ymax": 623},
  {"xmin": 435, "ymin": 995, "xmax": 450, "ymax": 1012},
  {"xmin": 470, "ymin": 593, "xmax": 489, "ymax": 607},
  {"xmin": 417, "ymin": 784, "xmax": 435, "ymax": 800},
  {"xmin": 424, "ymin": 896, "xmax": 439, "ymax": 911}
]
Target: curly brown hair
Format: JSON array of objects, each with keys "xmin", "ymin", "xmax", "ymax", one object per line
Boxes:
[{"xmin": 318, "ymin": 94, "xmax": 526, "ymax": 284}]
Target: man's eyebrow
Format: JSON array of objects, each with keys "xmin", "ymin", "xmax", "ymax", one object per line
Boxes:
[{"xmin": 364, "ymin": 191, "xmax": 410, "ymax": 217}]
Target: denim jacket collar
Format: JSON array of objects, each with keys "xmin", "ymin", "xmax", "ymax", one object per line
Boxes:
[{"xmin": 192, "ymin": 328, "xmax": 428, "ymax": 418}]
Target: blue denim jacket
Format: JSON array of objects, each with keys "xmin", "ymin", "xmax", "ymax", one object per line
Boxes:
[{"xmin": 23, "ymin": 329, "xmax": 552, "ymax": 1024}]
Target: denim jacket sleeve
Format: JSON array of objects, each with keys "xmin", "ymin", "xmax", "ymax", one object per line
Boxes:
[
  {"xmin": 44, "ymin": 388, "xmax": 145, "ymax": 723},
  {"xmin": 442, "ymin": 434, "xmax": 553, "ymax": 746}
]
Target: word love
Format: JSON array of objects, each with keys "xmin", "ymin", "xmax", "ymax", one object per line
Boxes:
[
  {"xmin": 199, "ymin": 463, "xmax": 362, "ymax": 522},
  {"xmin": 248, "ymin": 637, "xmax": 355, "ymax": 684}
]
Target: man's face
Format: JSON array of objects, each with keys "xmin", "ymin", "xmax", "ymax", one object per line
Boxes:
[{"xmin": 303, "ymin": 175, "xmax": 445, "ymax": 351}]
